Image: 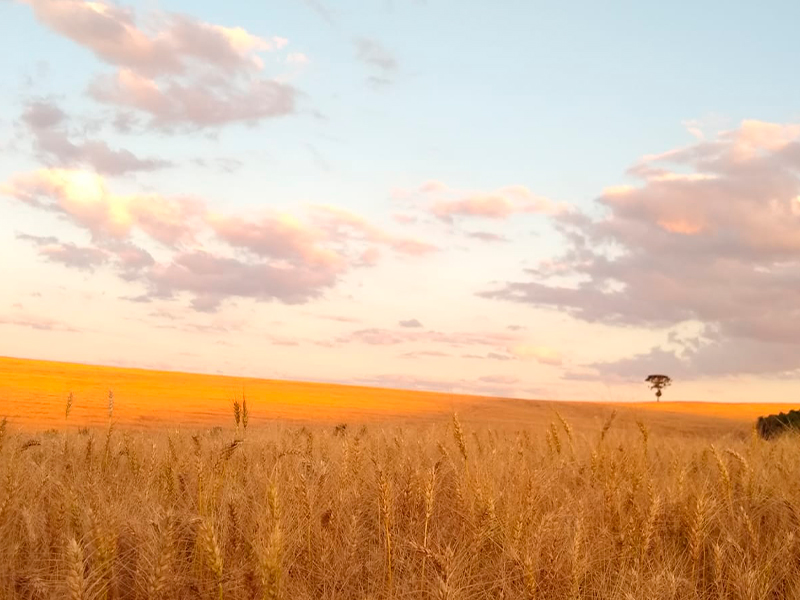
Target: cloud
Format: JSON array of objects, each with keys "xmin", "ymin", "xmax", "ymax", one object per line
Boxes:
[
  {"xmin": 399, "ymin": 318, "xmax": 423, "ymax": 328},
  {"xmin": 335, "ymin": 327, "xmax": 519, "ymax": 349},
  {"xmin": 467, "ymin": 231, "xmax": 507, "ymax": 243},
  {"xmin": 580, "ymin": 329, "xmax": 800, "ymax": 381},
  {"xmin": 22, "ymin": 0, "xmax": 299, "ymax": 129},
  {"xmin": 482, "ymin": 119, "xmax": 800, "ymax": 376},
  {"xmin": 2, "ymin": 168, "xmax": 204, "ymax": 245},
  {"xmin": 309, "ymin": 204, "xmax": 438, "ymax": 256},
  {"xmin": 355, "ymin": 37, "xmax": 397, "ymax": 72},
  {"xmin": 486, "ymin": 352, "xmax": 514, "ymax": 361},
  {"xmin": 508, "ymin": 344, "xmax": 563, "ymax": 366},
  {"xmin": 4, "ymin": 168, "xmax": 437, "ymax": 311},
  {"xmin": 418, "ymin": 180, "xmax": 448, "ymax": 193},
  {"xmin": 355, "ymin": 37, "xmax": 397, "ymax": 87},
  {"xmin": 144, "ymin": 250, "xmax": 341, "ymax": 311},
  {"xmin": 191, "ymin": 157, "xmax": 244, "ymax": 173},
  {"xmin": 21, "ymin": 99, "xmax": 67, "ymax": 129},
  {"xmin": 461, "ymin": 352, "xmax": 515, "ymax": 361},
  {"xmin": 0, "ymin": 313, "xmax": 79, "ymax": 332},
  {"xmin": 430, "ymin": 185, "xmax": 566, "ymax": 222},
  {"xmin": 209, "ymin": 213, "xmax": 345, "ymax": 270},
  {"xmin": 88, "ymin": 68, "xmax": 295, "ymax": 130},
  {"xmin": 400, "ymin": 350, "xmax": 450, "ymax": 359},
  {"xmin": 21, "ymin": 99, "xmax": 172, "ymax": 175},
  {"xmin": 351, "ymin": 373, "xmax": 523, "ymax": 397},
  {"xmin": 309, "ymin": 313, "xmax": 362, "ymax": 323},
  {"xmin": 392, "ymin": 213, "xmax": 417, "ymax": 224},
  {"xmin": 478, "ymin": 375, "xmax": 519, "ymax": 385},
  {"xmin": 299, "ymin": 0, "xmax": 335, "ymax": 24},
  {"xmin": 17, "ymin": 233, "xmax": 108, "ymax": 270},
  {"xmin": 105, "ymin": 240, "xmax": 155, "ymax": 276}
]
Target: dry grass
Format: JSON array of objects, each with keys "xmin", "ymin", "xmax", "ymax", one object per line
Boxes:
[{"xmin": 2, "ymin": 397, "xmax": 800, "ymax": 600}]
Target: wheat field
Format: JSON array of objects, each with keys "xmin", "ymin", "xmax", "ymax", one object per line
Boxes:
[{"xmin": 2, "ymin": 384, "xmax": 800, "ymax": 600}]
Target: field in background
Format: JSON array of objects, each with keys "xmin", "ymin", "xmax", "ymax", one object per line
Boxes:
[{"xmin": 0, "ymin": 356, "xmax": 792, "ymax": 437}]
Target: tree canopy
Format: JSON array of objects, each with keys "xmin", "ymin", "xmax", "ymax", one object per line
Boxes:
[{"xmin": 645, "ymin": 374, "xmax": 671, "ymax": 401}]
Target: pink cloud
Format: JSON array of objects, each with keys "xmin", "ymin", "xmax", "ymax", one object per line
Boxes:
[
  {"xmin": 0, "ymin": 312, "xmax": 79, "ymax": 332},
  {"xmin": 483, "ymin": 119, "xmax": 800, "ymax": 376},
  {"xmin": 208, "ymin": 213, "xmax": 345, "ymax": 271},
  {"xmin": 335, "ymin": 327, "xmax": 519, "ymax": 350},
  {"xmin": 410, "ymin": 183, "xmax": 568, "ymax": 224},
  {"xmin": 467, "ymin": 231, "xmax": 507, "ymax": 243},
  {"xmin": 2, "ymin": 168, "xmax": 204, "ymax": 245},
  {"xmin": 4, "ymin": 169, "xmax": 438, "ymax": 311},
  {"xmin": 88, "ymin": 68, "xmax": 295, "ymax": 129},
  {"xmin": 24, "ymin": 0, "xmax": 273, "ymax": 75},
  {"xmin": 478, "ymin": 375, "xmax": 519, "ymax": 385},
  {"xmin": 22, "ymin": 0, "xmax": 299, "ymax": 129},
  {"xmin": 418, "ymin": 180, "xmax": 448, "ymax": 193},
  {"xmin": 310, "ymin": 204, "xmax": 438, "ymax": 256},
  {"xmin": 17, "ymin": 233, "xmax": 108, "ymax": 270},
  {"xmin": 392, "ymin": 213, "xmax": 417, "ymax": 224},
  {"xmin": 400, "ymin": 350, "xmax": 451, "ymax": 359},
  {"xmin": 351, "ymin": 373, "xmax": 524, "ymax": 397},
  {"xmin": 21, "ymin": 99, "xmax": 172, "ymax": 175},
  {"xmin": 431, "ymin": 187, "xmax": 564, "ymax": 222},
  {"xmin": 146, "ymin": 250, "xmax": 340, "ymax": 310}
]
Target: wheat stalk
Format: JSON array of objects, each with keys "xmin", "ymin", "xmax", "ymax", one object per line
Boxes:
[
  {"xmin": 258, "ymin": 521, "xmax": 283, "ymax": 600},
  {"xmin": 147, "ymin": 511, "xmax": 176, "ymax": 600},
  {"xmin": 66, "ymin": 537, "xmax": 85, "ymax": 600},
  {"xmin": 199, "ymin": 518, "xmax": 224, "ymax": 600},
  {"xmin": 0, "ymin": 416, "xmax": 7, "ymax": 454},
  {"xmin": 241, "ymin": 392, "xmax": 249, "ymax": 432},
  {"xmin": 689, "ymin": 491, "xmax": 710, "ymax": 576},
  {"xmin": 232, "ymin": 398, "xmax": 241, "ymax": 431},
  {"xmin": 421, "ymin": 464, "xmax": 436, "ymax": 584},
  {"xmin": 452, "ymin": 414, "xmax": 468, "ymax": 468},
  {"xmin": 377, "ymin": 463, "xmax": 394, "ymax": 596}
]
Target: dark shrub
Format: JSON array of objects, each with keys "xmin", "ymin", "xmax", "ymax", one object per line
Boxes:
[{"xmin": 756, "ymin": 409, "xmax": 800, "ymax": 439}]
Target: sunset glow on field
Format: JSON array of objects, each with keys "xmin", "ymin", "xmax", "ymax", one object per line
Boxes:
[{"xmin": 2, "ymin": 357, "xmax": 792, "ymax": 438}]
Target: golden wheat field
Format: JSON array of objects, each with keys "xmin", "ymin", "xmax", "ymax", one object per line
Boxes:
[{"xmin": 2, "ymin": 356, "xmax": 800, "ymax": 599}]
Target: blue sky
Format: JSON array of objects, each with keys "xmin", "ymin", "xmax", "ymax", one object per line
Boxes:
[{"xmin": 2, "ymin": 0, "xmax": 800, "ymax": 401}]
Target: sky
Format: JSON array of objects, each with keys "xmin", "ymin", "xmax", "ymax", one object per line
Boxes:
[{"xmin": 2, "ymin": 0, "xmax": 800, "ymax": 402}]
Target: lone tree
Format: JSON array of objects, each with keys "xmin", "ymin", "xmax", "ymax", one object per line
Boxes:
[{"xmin": 645, "ymin": 374, "xmax": 671, "ymax": 402}]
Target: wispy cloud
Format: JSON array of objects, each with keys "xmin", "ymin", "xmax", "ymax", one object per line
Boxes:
[
  {"xmin": 21, "ymin": 99, "xmax": 172, "ymax": 175},
  {"xmin": 429, "ymin": 185, "xmax": 566, "ymax": 222},
  {"xmin": 355, "ymin": 37, "xmax": 398, "ymax": 87},
  {"xmin": 399, "ymin": 319, "xmax": 423, "ymax": 328},
  {"xmin": 0, "ymin": 313, "xmax": 79, "ymax": 332},
  {"xmin": 17, "ymin": 233, "xmax": 108, "ymax": 270}
]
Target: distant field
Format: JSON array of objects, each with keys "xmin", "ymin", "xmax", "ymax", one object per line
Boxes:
[{"xmin": 0, "ymin": 356, "xmax": 792, "ymax": 435}]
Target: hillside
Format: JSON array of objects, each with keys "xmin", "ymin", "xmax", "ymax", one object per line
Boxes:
[{"xmin": 0, "ymin": 356, "xmax": 790, "ymax": 436}]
